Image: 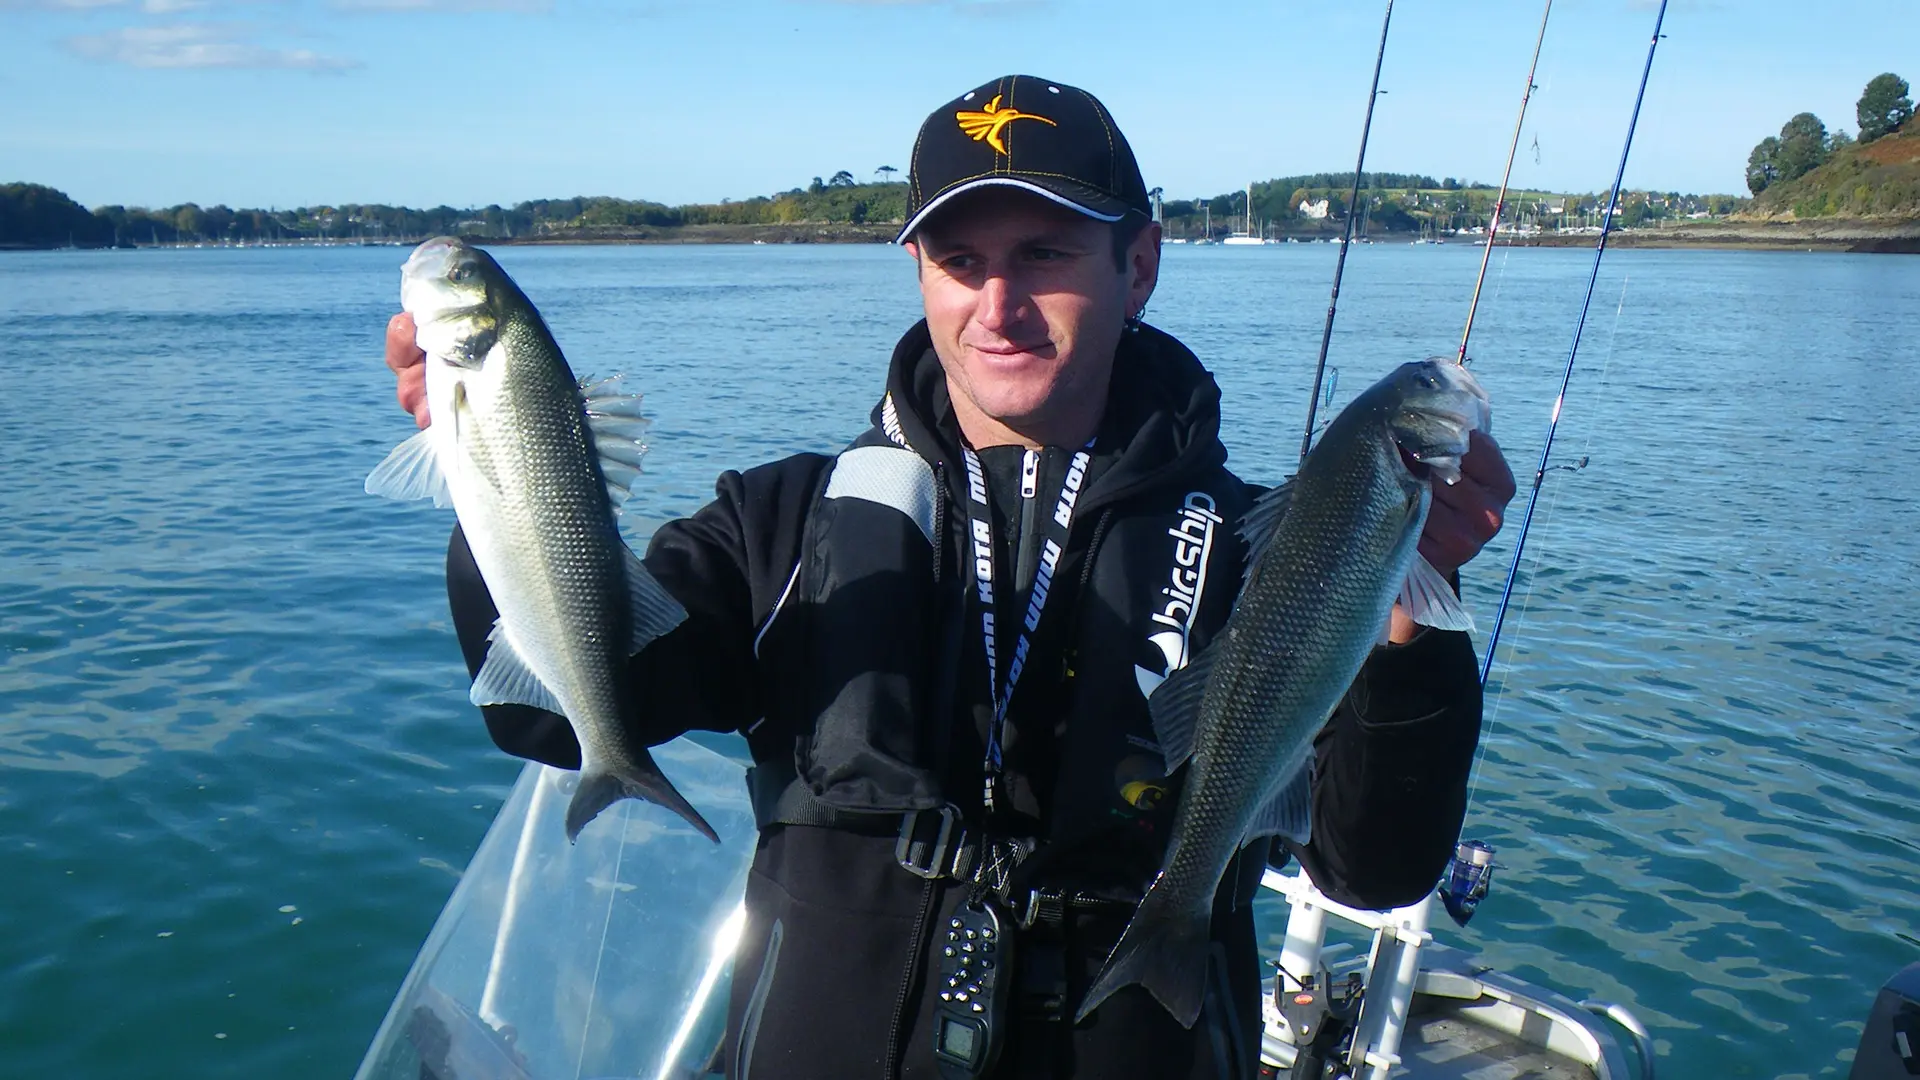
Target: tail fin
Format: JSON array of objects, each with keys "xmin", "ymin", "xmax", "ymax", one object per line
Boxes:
[
  {"xmin": 1075, "ymin": 892, "xmax": 1212, "ymax": 1029},
  {"xmin": 566, "ymin": 753, "xmax": 720, "ymax": 844}
]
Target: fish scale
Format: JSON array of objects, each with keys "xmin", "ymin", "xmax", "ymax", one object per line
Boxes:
[{"xmin": 1077, "ymin": 358, "xmax": 1488, "ymax": 1028}]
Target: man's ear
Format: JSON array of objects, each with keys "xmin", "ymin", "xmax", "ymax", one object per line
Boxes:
[{"xmin": 1127, "ymin": 221, "xmax": 1163, "ymax": 312}]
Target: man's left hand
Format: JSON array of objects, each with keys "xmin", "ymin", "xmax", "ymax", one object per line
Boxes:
[
  {"xmin": 1420, "ymin": 429, "xmax": 1516, "ymax": 578},
  {"xmin": 1385, "ymin": 430, "xmax": 1516, "ymax": 645}
]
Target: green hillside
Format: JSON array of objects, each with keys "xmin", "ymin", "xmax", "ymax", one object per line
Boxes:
[{"xmin": 1748, "ymin": 115, "xmax": 1920, "ymax": 219}]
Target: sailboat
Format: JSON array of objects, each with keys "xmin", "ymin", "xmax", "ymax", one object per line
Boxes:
[
  {"xmin": 1192, "ymin": 201, "xmax": 1218, "ymax": 245},
  {"xmin": 1223, "ymin": 183, "xmax": 1272, "ymax": 245}
]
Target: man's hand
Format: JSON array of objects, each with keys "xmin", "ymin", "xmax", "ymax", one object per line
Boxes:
[
  {"xmin": 1420, "ymin": 429, "xmax": 1516, "ymax": 578},
  {"xmin": 386, "ymin": 312, "xmax": 431, "ymax": 429},
  {"xmin": 1386, "ymin": 430, "xmax": 1516, "ymax": 643}
]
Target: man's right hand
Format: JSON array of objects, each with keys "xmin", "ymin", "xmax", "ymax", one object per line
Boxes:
[{"xmin": 386, "ymin": 312, "xmax": 431, "ymax": 429}]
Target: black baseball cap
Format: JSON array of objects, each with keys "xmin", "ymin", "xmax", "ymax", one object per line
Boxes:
[{"xmin": 895, "ymin": 75, "xmax": 1151, "ymax": 244}]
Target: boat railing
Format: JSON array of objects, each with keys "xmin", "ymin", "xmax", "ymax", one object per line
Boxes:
[{"xmin": 1260, "ymin": 867, "xmax": 1657, "ymax": 1080}]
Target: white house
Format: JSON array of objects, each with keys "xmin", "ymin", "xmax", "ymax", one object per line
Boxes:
[{"xmin": 1298, "ymin": 198, "xmax": 1330, "ymax": 219}]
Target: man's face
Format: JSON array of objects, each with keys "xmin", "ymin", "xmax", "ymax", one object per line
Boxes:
[{"xmin": 905, "ymin": 188, "xmax": 1159, "ymax": 448}]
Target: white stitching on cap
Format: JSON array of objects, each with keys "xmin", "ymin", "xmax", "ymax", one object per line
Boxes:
[
  {"xmin": 896, "ymin": 177, "xmax": 1125, "ymax": 241},
  {"xmin": 1076, "ymin": 86, "xmax": 1118, "ymax": 190}
]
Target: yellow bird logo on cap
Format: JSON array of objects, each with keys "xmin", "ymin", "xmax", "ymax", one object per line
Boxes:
[{"xmin": 956, "ymin": 94, "xmax": 1056, "ymax": 155}]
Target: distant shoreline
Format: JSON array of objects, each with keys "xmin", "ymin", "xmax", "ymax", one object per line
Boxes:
[
  {"xmin": 7, "ymin": 217, "xmax": 1918, "ymax": 254},
  {"xmin": 475, "ymin": 218, "xmax": 1920, "ymax": 252},
  {"xmin": 1498, "ymin": 218, "xmax": 1920, "ymax": 254}
]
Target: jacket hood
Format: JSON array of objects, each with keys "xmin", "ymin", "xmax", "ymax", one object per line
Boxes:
[{"xmin": 868, "ymin": 319, "xmax": 1228, "ymax": 509}]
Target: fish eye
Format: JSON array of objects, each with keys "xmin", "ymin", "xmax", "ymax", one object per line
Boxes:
[{"xmin": 449, "ymin": 264, "xmax": 474, "ymax": 284}]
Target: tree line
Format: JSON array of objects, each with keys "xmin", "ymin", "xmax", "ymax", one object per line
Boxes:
[
  {"xmin": 1156, "ymin": 173, "xmax": 1743, "ymax": 240},
  {"xmin": 1747, "ymin": 73, "xmax": 1912, "ymax": 195},
  {"xmin": 0, "ymin": 175, "xmax": 915, "ymax": 249},
  {"xmin": 6, "ymin": 162, "xmax": 1762, "ymax": 252}
]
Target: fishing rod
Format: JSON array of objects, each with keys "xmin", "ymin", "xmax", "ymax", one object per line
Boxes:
[
  {"xmin": 1477, "ymin": 0, "xmax": 1671, "ymax": 688},
  {"xmin": 1298, "ymin": 0, "xmax": 1394, "ymax": 466},
  {"xmin": 1457, "ymin": 0, "xmax": 1554, "ymax": 365}
]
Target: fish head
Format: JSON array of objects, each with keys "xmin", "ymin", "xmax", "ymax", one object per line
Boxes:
[
  {"xmin": 402, "ymin": 236, "xmax": 502, "ymax": 370},
  {"xmin": 1384, "ymin": 358, "xmax": 1492, "ymax": 486}
]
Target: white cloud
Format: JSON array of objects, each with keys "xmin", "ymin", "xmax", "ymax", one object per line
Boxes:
[
  {"xmin": 328, "ymin": 0, "xmax": 551, "ymax": 10},
  {"xmin": 0, "ymin": 0, "xmax": 217, "ymax": 10},
  {"xmin": 0, "ymin": 0, "xmax": 134, "ymax": 9},
  {"xmin": 796, "ymin": 0, "xmax": 1045, "ymax": 6},
  {"xmin": 62, "ymin": 24, "xmax": 360, "ymax": 71}
]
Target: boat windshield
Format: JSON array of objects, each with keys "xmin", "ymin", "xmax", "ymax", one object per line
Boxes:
[{"xmin": 354, "ymin": 736, "xmax": 757, "ymax": 1080}]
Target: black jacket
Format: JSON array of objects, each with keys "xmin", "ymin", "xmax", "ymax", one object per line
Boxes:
[{"xmin": 447, "ymin": 321, "xmax": 1484, "ymax": 1079}]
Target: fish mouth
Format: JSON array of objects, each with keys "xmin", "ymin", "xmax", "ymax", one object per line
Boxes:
[{"xmin": 403, "ymin": 236, "xmax": 461, "ymax": 273}]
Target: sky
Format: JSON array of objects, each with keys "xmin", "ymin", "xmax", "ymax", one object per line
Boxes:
[{"xmin": 2, "ymin": 0, "xmax": 1915, "ymax": 211}]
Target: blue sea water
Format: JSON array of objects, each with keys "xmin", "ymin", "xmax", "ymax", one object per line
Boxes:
[{"xmin": 1, "ymin": 241, "xmax": 1915, "ymax": 1078}]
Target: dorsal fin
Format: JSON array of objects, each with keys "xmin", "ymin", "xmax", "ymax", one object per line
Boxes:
[
  {"xmin": 623, "ymin": 546, "xmax": 689, "ymax": 655},
  {"xmin": 579, "ymin": 373, "xmax": 651, "ymax": 513}
]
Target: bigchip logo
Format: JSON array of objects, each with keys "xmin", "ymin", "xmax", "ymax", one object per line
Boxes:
[
  {"xmin": 956, "ymin": 94, "xmax": 1056, "ymax": 155},
  {"xmin": 1134, "ymin": 491, "xmax": 1222, "ymax": 701}
]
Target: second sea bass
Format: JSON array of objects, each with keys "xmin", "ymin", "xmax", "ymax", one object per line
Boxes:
[
  {"xmin": 367, "ymin": 237, "xmax": 717, "ymax": 844},
  {"xmin": 1078, "ymin": 358, "xmax": 1491, "ymax": 1027}
]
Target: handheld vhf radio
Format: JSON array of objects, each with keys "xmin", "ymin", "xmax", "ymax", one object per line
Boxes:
[{"xmin": 931, "ymin": 897, "xmax": 1014, "ymax": 1080}]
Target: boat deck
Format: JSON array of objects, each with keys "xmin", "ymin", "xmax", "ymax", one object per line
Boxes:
[{"xmin": 1397, "ymin": 1006, "xmax": 1599, "ymax": 1080}]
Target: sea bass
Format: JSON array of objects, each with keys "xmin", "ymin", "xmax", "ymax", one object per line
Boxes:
[
  {"xmin": 1077, "ymin": 358, "xmax": 1491, "ymax": 1027},
  {"xmin": 366, "ymin": 236, "xmax": 716, "ymax": 844}
]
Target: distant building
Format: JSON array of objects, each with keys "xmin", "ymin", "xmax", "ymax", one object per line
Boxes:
[{"xmin": 1299, "ymin": 198, "xmax": 1330, "ymax": 219}]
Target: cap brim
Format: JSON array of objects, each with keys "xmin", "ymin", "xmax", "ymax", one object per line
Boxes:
[{"xmin": 893, "ymin": 177, "xmax": 1132, "ymax": 244}]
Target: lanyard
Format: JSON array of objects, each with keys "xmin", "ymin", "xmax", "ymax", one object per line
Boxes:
[{"xmin": 961, "ymin": 444, "xmax": 1092, "ymax": 813}]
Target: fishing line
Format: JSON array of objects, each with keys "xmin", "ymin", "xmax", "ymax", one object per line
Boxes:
[
  {"xmin": 1297, "ymin": 0, "xmax": 1395, "ymax": 465},
  {"xmin": 1477, "ymin": 273, "xmax": 1632, "ymax": 780},
  {"xmin": 1458, "ymin": 0, "xmax": 1554, "ymax": 365},
  {"xmin": 574, "ymin": 797, "xmax": 632, "ymax": 1080},
  {"xmin": 1477, "ymin": 0, "xmax": 1671, "ymax": 689}
]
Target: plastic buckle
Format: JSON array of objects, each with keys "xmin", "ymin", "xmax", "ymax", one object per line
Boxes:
[
  {"xmin": 897, "ymin": 805, "xmax": 961, "ymax": 879},
  {"xmin": 1017, "ymin": 888, "xmax": 1065, "ymax": 930}
]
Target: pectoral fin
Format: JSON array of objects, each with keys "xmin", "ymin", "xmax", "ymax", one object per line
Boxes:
[
  {"xmin": 1397, "ymin": 554, "xmax": 1474, "ymax": 632},
  {"xmin": 364, "ymin": 429, "xmax": 451, "ymax": 508}
]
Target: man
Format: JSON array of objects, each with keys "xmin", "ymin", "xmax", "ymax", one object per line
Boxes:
[{"xmin": 383, "ymin": 75, "xmax": 1514, "ymax": 1079}]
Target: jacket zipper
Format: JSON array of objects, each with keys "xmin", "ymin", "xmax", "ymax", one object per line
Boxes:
[{"xmin": 1014, "ymin": 448, "xmax": 1043, "ymax": 596}]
